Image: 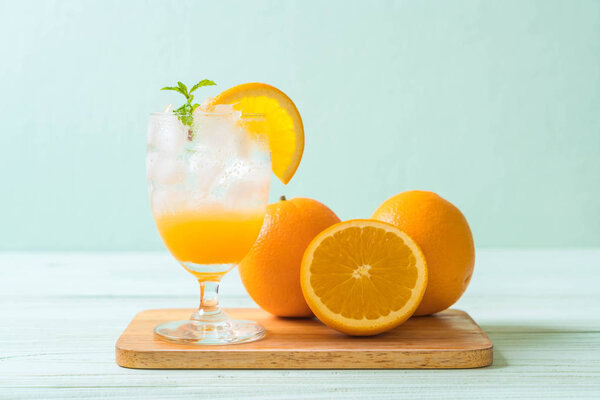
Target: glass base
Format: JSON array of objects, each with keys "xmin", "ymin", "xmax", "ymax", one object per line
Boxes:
[{"xmin": 154, "ymin": 318, "xmax": 266, "ymax": 345}]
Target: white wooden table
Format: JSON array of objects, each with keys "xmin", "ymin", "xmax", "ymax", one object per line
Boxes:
[{"xmin": 1, "ymin": 250, "xmax": 599, "ymax": 399}]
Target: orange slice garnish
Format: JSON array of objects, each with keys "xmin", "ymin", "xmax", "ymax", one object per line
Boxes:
[{"xmin": 210, "ymin": 83, "xmax": 304, "ymax": 184}]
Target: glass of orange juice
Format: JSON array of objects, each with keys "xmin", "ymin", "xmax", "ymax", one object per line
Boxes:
[{"xmin": 147, "ymin": 107, "xmax": 270, "ymax": 344}]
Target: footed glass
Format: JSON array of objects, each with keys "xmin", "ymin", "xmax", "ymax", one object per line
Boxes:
[{"xmin": 146, "ymin": 110, "xmax": 270, "ymax": 345}]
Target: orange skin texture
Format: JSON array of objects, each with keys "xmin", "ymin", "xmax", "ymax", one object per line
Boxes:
[
  {"xmin": 372, "ymin": 190, "xmax": 475, "ymax": 316},
  {"xmin": 239, "ymin": 197, "xmax": 341, "ymax": 317}
]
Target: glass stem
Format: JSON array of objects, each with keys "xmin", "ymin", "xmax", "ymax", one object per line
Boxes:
[{"xmin": 190, "ymin": 280, "xmax": 227, "ymax": 324}]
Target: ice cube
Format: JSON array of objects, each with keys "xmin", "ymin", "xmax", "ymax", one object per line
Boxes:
[
  {"xmin": 149, "ymin": 156, "xmax": 185, "ymax": 185},
  {"xmin": 220, "ymin": 159, "xmax": 253, "ymax": 182},
  {"xmin": 213, "ymin": 104, "xmax": 236, "ymax": 115},
  {"xmin": 146, "ymin": 151, "xmax": 159, "ymax": 181},
  {"xmin": 196, "ymin": 97, "xmax": 213, "ymax": 113},
  {"xmin": 148, "ymin": 114, "xmax": 186, "ymax": 153},
  {"xmin": 151, "ymin": 188, "xmax": 186, "ymax": 215},
  {"xmin": 185, "ymin": 149, "xmax": 224, "ymax": 193},
  {"xmin": 219, "ymin": 159, "xmax": 271, "ymax": 208},
  {"xmin": 191, "ymin": 114, "xmax": 236, "ymax": 151},
  {"xmin": 225, "ymin": 176, "xmax": 270, "ymax": 206}
]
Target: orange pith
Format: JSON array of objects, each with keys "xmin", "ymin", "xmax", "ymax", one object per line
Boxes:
[
  {"xmin": 209, "ymin": 83, "xmax": 304, "ymax": 184},
  {"xmin": 300, "ymin": 219, "xmax": 428, "ymax": 336}
]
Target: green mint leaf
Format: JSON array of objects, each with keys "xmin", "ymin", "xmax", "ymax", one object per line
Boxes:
[
  {"xmin": 177, "ymin": 81, "xmax": 188, "ymax": 97},
  {"xmin": 174, "ymin": 104, "xmax": 189, "ymax": 114},
  {"xmin": 161, "ymin": 79, "xmax": 216, "ymax": 131},
  {"xmin": 181, "ymin": 114, "xmax": 194, "ymax": 126},
  {"xmin": 161, "ymin": 86, "xmax": 187, "ymax": 97},
  {"xmin": 190, "ymin": 79, "xmax": 216, "ymax": 93}
]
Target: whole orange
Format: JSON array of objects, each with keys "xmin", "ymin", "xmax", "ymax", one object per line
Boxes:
[
  {"xmin": 239, "ymin": 196, "xmax": 341, "ymax": 317},
  {"xmin": 371, "ymin": 190, "xmax": 474, "ymax": 316}
]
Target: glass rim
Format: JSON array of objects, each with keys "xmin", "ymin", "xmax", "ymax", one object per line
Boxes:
[{"xmin": 150, "ymin": 111, "xmax": 265, "ymax": 118}]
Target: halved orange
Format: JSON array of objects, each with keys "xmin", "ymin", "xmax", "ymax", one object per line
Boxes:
[
  {"xmin": 209, "ymin": 83, "xmax": 304, "ymax": 184},
  {"xmin": 300, "ymin": 219, "xmax": 428, "ymax": 336}
]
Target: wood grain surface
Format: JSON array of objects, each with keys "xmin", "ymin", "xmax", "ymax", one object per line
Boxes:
[
  {"xmin": 116, "ymin": 308, "xmax": 492, "ymax": 369},
  {"xmin": 2, "ymin": 250, "xmax": 599, "ymax": 399}
]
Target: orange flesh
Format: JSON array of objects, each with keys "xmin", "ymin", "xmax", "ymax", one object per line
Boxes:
[
  {"xmin": 301, "ymin": 219, "xmax": 428, "ymax": 336},
  {"xmin": 309, "ymin": 226, "xmax": 419, "ymax": 320}
]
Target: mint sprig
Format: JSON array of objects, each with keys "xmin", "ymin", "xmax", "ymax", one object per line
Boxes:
[{"xmin": 161, "ymin": 79, "xmax": 216, "ymax": 127}]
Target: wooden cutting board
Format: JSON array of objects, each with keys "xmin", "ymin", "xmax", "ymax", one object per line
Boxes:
[{"xmin": 116, "ymin": 308, "xmax": 492, "ymax": 369}]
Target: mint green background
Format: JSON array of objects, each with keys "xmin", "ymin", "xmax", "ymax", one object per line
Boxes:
[{"xmin": 1, "ymin": 0, "xmax": 598, "ymax": 250}]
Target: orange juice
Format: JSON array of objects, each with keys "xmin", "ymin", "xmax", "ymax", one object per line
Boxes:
[{"xmin": 155, "ymin": 209, "xmax": 265, "ymax": 266}]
